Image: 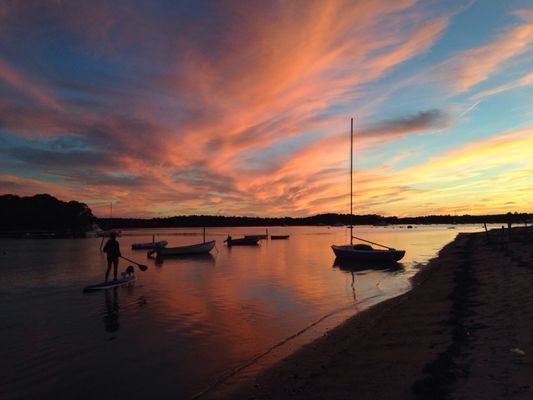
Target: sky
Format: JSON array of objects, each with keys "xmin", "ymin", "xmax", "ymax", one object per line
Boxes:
[{"xmin": 1, "ymin": 0, "xmax": 532, "ymax": 218}]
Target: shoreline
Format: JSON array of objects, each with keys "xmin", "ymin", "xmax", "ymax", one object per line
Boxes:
[{"xmin": 203, "ymin": 226, "xmax": 533, "ymax": 399}]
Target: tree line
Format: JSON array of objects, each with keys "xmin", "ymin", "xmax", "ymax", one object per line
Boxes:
[
  {"xmin": 0, "ymin": 194, "xmax": 95, "ymax": 233},
  {"xmin": 1, "ymin": 194, "xmax": 530, "ymax": 232}
]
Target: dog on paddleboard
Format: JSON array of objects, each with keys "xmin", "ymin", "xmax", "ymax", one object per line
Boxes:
[{"xmin": 121, "ymin": 265, "xmax": 135, "ymax": 279}]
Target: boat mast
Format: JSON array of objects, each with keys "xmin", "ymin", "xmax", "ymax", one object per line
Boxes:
[{"xmin": 350, "ymin": 117, "xmax": 353, "ymax": 245}]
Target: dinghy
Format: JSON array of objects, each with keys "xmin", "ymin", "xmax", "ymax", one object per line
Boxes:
[{"xmin": 224, "ymin": 236, "xmax": 259, "ymax": 246}]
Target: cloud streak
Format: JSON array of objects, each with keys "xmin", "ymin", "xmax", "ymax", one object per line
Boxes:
[{"xmin": 435, "ymin": 10, "xmax": 533, "ymax": 92}]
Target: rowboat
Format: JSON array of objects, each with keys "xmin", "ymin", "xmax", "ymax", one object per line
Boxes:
[
  {"xmin": 153, "ymin": 240, "xmax": 216, "ymax": 257},
  {"xmin": 224, "ymin": 236, "xmax": 259, "ymax": 246},
  {"xmin": 132, "ymin": 240, "xmax": 168, "ymax": 250},
  {"xmin": 270, "ymin": 235, "xmax": 290, "ymax": 240}
]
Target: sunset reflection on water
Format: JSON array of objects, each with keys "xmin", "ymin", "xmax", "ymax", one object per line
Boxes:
[{"xmin": 0, "ymin": 225, "xmax": 490, "ymax": 399}]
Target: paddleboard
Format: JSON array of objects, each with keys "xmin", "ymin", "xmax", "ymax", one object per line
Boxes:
[{"xmin": 83, "ymin": 276, "xmax": 136, "ymax": 292}]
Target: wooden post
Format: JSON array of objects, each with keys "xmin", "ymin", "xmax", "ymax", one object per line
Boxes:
[{"xmin": 203, "ymin": 227, "xmax": 206, "ymax": 243}]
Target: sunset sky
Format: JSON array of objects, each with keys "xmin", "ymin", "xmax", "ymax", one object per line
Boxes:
[{"xmin": 1, "ymin": 0, "xmax": 532, "ymax": 218}]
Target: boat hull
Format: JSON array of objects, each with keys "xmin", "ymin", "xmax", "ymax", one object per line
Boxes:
[
  {"xmin": 226, "ymin": 238, "xmax": 259, "ymax": 246},
  {"xmin": 156, "ymin": 240, "xmax": 216, "ymax": 256},
  {"xmin": 271, "ymin": 235, "xmax": 290, "ymax": 240},
  {"xmin": 331, "ymin": 245, "xmax": 405, "ymax": 262},
  {"xmin": 244, "ymin": 235, "xmax": 268, "ymax": 240}
]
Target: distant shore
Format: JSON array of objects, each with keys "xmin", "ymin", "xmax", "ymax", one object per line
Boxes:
[{"xmin": 203, "ymin": 226, "xmax": 533, "ymax": 399}]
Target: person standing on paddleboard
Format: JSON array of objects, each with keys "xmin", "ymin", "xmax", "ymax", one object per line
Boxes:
[{"xmin": 103, "ymin": 232, "xmax": 121, "ymax": 282}]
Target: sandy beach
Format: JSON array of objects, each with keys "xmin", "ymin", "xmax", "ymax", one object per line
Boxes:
[{"xmin": 204, "ymin": 226, "xmax": 533, "ymax": 400}]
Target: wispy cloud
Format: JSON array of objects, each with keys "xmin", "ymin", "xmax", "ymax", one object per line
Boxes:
[
  {"xmin": 435, "ymin": 10, "xmax": 533, "ymax": 92},
  {"xmin": 471, "ymin": 71, "xmax": 533, "ymax": 100}
]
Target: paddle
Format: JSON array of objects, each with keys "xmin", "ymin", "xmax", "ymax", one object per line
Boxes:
[
  {"xmin": 120, "ymin": 256, "xmax": 148, "ymax": 271},
  {"xmin": 351, "ymin": 235, "xmax": 396, "ymax": 251}
]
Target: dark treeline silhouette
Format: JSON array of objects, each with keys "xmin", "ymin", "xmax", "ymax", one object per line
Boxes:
[
  {"xmin": 100, "ymin": 212, "xmax": 531, "ymax": 229},
  {"xmin": 1, "ymin": 194, "xmax": 530, "ymax": 233},
  {"xmin": 0, "ymin": 194, "xmax": 95, "ymax": 235}
]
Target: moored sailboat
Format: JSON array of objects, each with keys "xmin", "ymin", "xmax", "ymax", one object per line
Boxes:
[
  {"xmin": 331, "ymin": 118, "xmax": 405, "ymax": 263},
  {"xmin": 154, "ymin": 240, "xmax": 216, "ymax": 256},
  {"xmin": 149, "ymin": 228, "xmax": 215, "ymax": 257}
]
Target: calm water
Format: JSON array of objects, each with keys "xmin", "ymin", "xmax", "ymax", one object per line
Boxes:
[{"xmin": 0, "ymin": 225, "xmax": 489, "ymax": 399}]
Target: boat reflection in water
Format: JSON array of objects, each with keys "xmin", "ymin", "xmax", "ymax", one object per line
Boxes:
[
  {"xmin": 333, "ymin": 258, "xmax": 405, "ymax": 304},
  {"xmin": 333, "ymin": 257, "xmax": 404, "ymax": 272}
]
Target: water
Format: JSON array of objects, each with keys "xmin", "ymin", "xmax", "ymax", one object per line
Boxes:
[{"xmin": 0, "ymin": 225, "xmax": 490, "ymax": 399}]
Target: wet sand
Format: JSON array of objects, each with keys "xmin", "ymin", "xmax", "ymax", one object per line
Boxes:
[{"xmin": 206, "ymin": 226, "xmax": 533, "ymax": 399}]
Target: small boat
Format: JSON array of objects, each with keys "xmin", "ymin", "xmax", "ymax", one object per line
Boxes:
[
  {"xmin": 331, "ymin": 244, "xmax": 405, "ymax": 263},
  {"xmin": 153, "ymin": 240, "xmax": 216, "ymax": 257},
  {"xmin": 132, "ymin": 240, "xmax": 168, "ymax": 250},
  {"xmin": 224, "ymin": 236, "xmax": 259, "ymax": 246},
  {"xmin": 270, "ymin": 235, "xmax": 290, "ymax": 240}
]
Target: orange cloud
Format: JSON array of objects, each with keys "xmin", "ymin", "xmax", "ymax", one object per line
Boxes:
[{"xmin": 349, "ymin": 127, "xmax": 533, "ymax": 216}]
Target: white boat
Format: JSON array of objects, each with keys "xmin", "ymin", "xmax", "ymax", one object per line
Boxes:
[
  {"xmin": 331, "ymin": 118, "xmax": 405, "ymax": 263},
  {"xmin": 153, "ymin": 240, "xmax": 216, "ymax": 257},
  {"xmin": 132, "ymin": 240, "xmax": 168, "ymax": 250}
]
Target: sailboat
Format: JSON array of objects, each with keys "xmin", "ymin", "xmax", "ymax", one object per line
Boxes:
[{"xmin": 331, "ymin": 118, "xmax": 405, "ymax": 263}]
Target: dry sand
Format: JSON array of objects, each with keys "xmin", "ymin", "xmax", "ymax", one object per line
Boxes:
[{"xmin": 203, "ymin": 226, "xmax": 533, "ymax": 400}]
